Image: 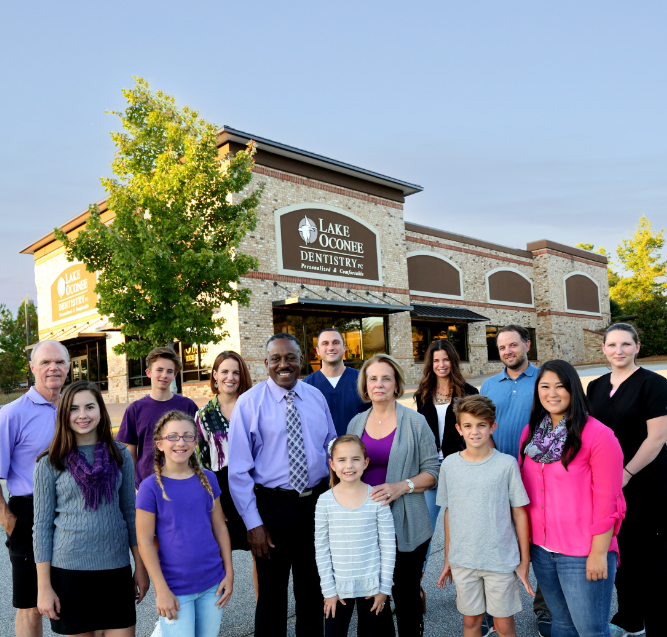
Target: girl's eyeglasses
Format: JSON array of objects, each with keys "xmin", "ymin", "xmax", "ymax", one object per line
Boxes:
[{"xmin": 160, "ymin": 434, "xmax": 196, "ymax": 443}]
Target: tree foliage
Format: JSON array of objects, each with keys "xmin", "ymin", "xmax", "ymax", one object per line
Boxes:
[
  {"xmin": 634, "ymin": 296, "xmax": 667, "ymax": 356},
  {"xmin": 610, "ymin": 216, "xmax": 667, "ymax": 313},
  {"xmin": 56, "ymin": 78, "xmax": 263, "ymax": 358},
  {"xmin": 0, "ymin": 301, "xmax": 38, "ymax": 388}
]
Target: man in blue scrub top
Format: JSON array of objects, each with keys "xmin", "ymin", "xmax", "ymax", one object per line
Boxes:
[
  {"xmin": 303, "ymin": 328, "xmax": 369, "ymax": 436},
  {"xmin": 481, "ymin": 324, "xmax": 550, "ymax": 636}
]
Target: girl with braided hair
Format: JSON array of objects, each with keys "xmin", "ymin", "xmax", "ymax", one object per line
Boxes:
[{"xmin": 136, "ymin": 410, "xmax": 234, "ymax": 637}]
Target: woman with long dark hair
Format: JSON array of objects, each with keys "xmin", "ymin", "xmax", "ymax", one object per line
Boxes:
[
  {"xmin": 414, "ymin": 339, "xmax": 478, "ymax": 610},
  {"xmin": 587, "ymin": 323, "xmax": 667, "ymax": 637},
  {"xmin": 33, "ymin": 380, "xmax": 149, "ymax": 635},
  {"xmin": 519, "ymin": 360, "xmax": 626, "ymax": 637}
]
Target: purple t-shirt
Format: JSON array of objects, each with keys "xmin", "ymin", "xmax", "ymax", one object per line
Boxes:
[
  {"xmin": 136, "ymin": 470, "xmax": 224, "ymax": 595},
  {"xmin": 362, "ymin": 429, "xmax": 396, "ymax": 487},
  {"xmin": 116, "ymin": 394, "xmax": 198, "ymax": 488}
]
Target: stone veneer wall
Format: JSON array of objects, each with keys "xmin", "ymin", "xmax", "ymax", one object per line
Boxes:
[
  {"xmin": 232, "ymin": 168, "xmax": 413, "ymax": 385},
  {"xmin": 531, "ymin": 248, "xmax": 610, "ymax": 364},
  {"xmin": 583, "ymin": 329, "xmax": 606, "ymax": 365}
]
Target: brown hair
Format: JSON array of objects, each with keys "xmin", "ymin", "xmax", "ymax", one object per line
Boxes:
[
  {"xmin": 210, "ymin": 351, "xmax": 253, "ymax": 396},
  {"xmin": 414, "ymin": 339, "xmax": 467, "ymax": 406},
  {"xmin": 152, "ymin": 410, "xmax": 215, "ymax": 506},
  {"xmin": 146, "ymin": 347, "xmax": 183, "ymax": 374},
  {"xmin": 603, "ymin": 322, "xmax": 639, "ymax": 345},
  {"xmin": 453, "ymin": 395, "xmax": 496, "ymax": 426},
  {"xmin": 357, "ymin": 354, "xmax": 406, "ymax": 402},
  {"xmin": 496, "ymin": 324, "xmax": 531, "ymax": 344},
  {"xmin": 329, "ymin": 435, "xmax": 368, "ymax": 487},
  {"xmin": 39, "ymin": 381, "xmax": 123, "ymax": 471}
]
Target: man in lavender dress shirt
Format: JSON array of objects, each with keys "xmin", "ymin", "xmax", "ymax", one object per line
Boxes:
[
  {"xmin": 229, "ymin": 333, "xmax": 337, "ymax": 637},
  {"xmin": 0, "ymin": 340, "xmax": 69, "ymax": 637}
]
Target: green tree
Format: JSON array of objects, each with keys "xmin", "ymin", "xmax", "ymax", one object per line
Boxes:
[
  {"xmin": 610, "ymin": 216, "xmax": 667, "ymax": 313},
  {"xmin": 56, "ymin": 78, "xmax": 263, "ymax": 358},
  {"xmin": 634, "ymin": 296, "xmax": 667, "ymax": 356},
  {"xmin": 0, "ymin": 301, "xmax": 38, "ymax": 387}
]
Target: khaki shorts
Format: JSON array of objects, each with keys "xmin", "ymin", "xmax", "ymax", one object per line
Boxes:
[{"xmin": 451, "ymin": 566, "xmax": 522, "ymax": 618}]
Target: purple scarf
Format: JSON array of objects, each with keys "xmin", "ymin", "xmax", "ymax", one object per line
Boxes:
[
  {"xmin": 66, "ymin": 439, "xmax": 120, "ymax": 510},
  {"xmin": 525, "ymin": 414, "xmax": 568, "ymax": 464}
]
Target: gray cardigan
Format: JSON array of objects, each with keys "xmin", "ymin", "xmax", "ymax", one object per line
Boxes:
[{"xmin": 347, "ymin": 402, "xmax": 439, "ymax": 552}]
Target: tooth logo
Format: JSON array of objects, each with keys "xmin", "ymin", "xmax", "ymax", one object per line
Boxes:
[
  {"xmin": 57, "ymin": 277, "xmax": 66, "ymax": 298},
  {"xmin": 298, "ymin": 216, "xmax": 317, "ymax": 245}
]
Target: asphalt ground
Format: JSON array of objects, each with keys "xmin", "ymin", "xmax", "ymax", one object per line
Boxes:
[{"xmin": 1, "ymin": 481, "xmax": 618, "ymax": 637}]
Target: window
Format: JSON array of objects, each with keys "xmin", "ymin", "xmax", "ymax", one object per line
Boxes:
[
  {"xmin": 65, "ymin": 338, "xmax": 109, "ymax": 391},
  {"xmin": 486, "ymin": 326, "xmax": 537, "ymax": 362},
  {"xmin": 127, "ymin": 338, "xmax": 213, "ymax": 387},
  {"xmin": 273, "ymin": 313, "xmax": 387, "ymax": 375},
  {"xmin": 411, "ymin": 322, "xmax": 469, "ymax": 362}
]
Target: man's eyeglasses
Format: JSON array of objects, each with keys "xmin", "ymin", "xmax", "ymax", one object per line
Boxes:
[{"xmin": 160, "ymin": 434, "xmax": 196, "ymax": 443}]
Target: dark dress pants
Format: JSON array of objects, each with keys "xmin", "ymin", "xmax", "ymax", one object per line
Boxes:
[
  {"xmin": 254, "ymin": 483, "xmax": 326, "ymax": 637},
  {"xmin": 392, "ymin": 538, "xmax": 430, "ymax": 637},
  {"xmin": 611, "ymin": 497, "xmax": 667, "ymax": 636},
  {"xmin": 325, "ymin": 597, "xmax": 395, "ymax": 637}
]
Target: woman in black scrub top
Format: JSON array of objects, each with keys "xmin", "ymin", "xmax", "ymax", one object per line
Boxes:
[{"xmin": 587, "ymin": 323, "xmax": 667, "ymax": 637}]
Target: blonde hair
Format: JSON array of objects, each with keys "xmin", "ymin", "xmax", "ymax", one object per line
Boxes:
[
  {"xmin": 152, "ymin": 410, "xmax": 215, "ymax": 507},
  {"xmin": 329, "ymin": 435, "xmax": 367, "ymax": 488},
  {"xmin": 357, "ymin": 354, "xmax": 406, "ymax": 402}
]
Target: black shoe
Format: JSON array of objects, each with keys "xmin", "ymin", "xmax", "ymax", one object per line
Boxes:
[
  {"xmin": 481, "ymin": 612, "xmax": 495, "ymax": 636},
  {"xmin": 536, "ymin": 610, "xmax": 552, "ymax": 637}
]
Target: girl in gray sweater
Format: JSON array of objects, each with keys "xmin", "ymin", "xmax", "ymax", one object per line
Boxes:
[
  {"xmin": 33, "ymin": 380, "xmax": 149, "ymax": 635},
  {"xmin": 315, "ymin": 435, "xmax": 396, "ymax": 637}
]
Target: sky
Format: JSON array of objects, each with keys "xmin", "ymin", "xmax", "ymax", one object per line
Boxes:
[{"xmin": 1, "ymin": 1, "xmax": 666, "ymax": 313}]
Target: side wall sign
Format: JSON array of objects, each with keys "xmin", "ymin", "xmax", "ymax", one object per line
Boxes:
[
  {"xmin": 275, "ymin": 204, "xmax": 382, "ymax": 286},
  {"xmin": 50, "ymin": 264, "xmax": 98, "ymax": 322}
]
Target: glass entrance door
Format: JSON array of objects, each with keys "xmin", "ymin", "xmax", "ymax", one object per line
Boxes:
[{"xmin": 71, "ymin": 356, "xmax": 88, "ymax": 383}]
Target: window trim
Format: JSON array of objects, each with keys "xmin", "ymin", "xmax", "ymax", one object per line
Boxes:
[
  {"xmin": 563, "ymin": 271, "xmax": 602, "ymax": 316},
  {"xmin": 485, "ymin": 267, "xmax": 535, "ymax": 308},
  {"xmin": 406, "ymin": 250, "xmax": 465, "ymax": 300}
]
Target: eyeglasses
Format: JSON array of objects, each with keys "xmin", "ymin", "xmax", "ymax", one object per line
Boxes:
[{"xmin": 160, "ymin": 434, "xmax": 196, "ymax": 443}]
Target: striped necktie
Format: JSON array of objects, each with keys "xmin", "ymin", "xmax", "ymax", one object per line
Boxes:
[{"xmin": 285, "ymin": 389, "xmax": 309, "ymax": 493}]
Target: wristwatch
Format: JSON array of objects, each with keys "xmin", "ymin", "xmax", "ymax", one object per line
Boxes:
[{"xmin": 405, "ymin": 479, "xmax": 415, "ymax": 494}]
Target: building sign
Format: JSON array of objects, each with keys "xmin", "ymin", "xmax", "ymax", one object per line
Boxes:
[
  {"xmin": 275, "ymin": 204, "xmax": 382, "ymax": 285},
  {"xmin": 50, "ymin": 263, "xmax": 98, "ymax": 322}
]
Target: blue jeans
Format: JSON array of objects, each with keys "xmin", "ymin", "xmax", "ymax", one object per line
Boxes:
[
  {"xmin": 159, "ymin": 583, "xmax": 223, "ymax": 637},
  {"xmin": 422, "ymin": 486, "xmax": 441, "ymax": 573},
  {"xmin": 530, "ymin": 544, "xmax": 616, "ymax": 637}
]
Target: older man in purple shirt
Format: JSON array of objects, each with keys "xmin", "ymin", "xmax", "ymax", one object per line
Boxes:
[
  {"xmin": 229, "ymin": 332, "xmax": 336, "ymax": 637},
  {"xmin": 0, "ymin": 340, "xmax": 69, "ymax": 637}
]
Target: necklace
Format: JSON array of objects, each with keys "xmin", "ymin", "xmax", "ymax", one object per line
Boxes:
[
  {"xmin": 434, "ymin": 388, "xmax": 453, "ymax": 405},
  {"xmin": 373, "ymin": 408, "xmax": 396, "ymax": 425}
]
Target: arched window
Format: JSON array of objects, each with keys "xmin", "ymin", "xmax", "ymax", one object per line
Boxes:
[
  {"xmin": 407, "ymin": 251, "xmax": 463, "ymax": 299},
  {"xmin": 486, "ymin": 268, "xmax": 534, "ymax": 307},
  {"xmin": 564, "ymin": 272, "xmax": 600, "ymax": 314}
]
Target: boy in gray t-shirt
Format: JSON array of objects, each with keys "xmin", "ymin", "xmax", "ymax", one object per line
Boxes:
[{"xmin": 436, "ymin": 395, "xmax": 533, "ymax": 636}]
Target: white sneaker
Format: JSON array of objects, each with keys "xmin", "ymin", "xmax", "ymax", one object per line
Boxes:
[
  {"xmin": 150, "ymin": 619, "xmax": 163, "ymax": 637},
  {"xmin": 609, "ymin": 625, "xmax": 646, "ymax": 637}
]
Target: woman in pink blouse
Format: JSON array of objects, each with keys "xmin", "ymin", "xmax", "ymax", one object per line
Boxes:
[{"xmin": 519, "ymin": 360, "xmax": 626, "ymax": 637}]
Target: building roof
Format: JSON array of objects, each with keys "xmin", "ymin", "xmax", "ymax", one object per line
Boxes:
[
  {"xmin": 218, "ymin": 126, "xmax": 423, "ymax": 197},
  {"xmin": 410, "ymin": 304, "xmax": 489, "ymax": 322}
]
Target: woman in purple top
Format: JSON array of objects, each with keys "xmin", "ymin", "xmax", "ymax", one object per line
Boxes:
[
  {"xmin": 347, "ymin": 354, "xmax": 439, "ymax": 637},
  {"xmin": 136, "ymin": 410, "xmax": 234, "ymax": 637}
]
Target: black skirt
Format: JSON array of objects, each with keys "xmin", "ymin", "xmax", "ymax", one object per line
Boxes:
[
  {"xmin": 49, "ymin": 564, "xmax": 136, "ymax": 634},
  {"xmin": 216, "ymin": 467, "xmax": 250, "ymax": 551}
]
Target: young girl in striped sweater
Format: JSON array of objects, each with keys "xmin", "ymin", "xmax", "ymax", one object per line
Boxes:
[
  {"xmin": 315, "ymin": 435, "xmax": 397, "ymax": 637},
  {"xmin": 136, "ymin": 410, "xmax": 234, "ymax": 637}
]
